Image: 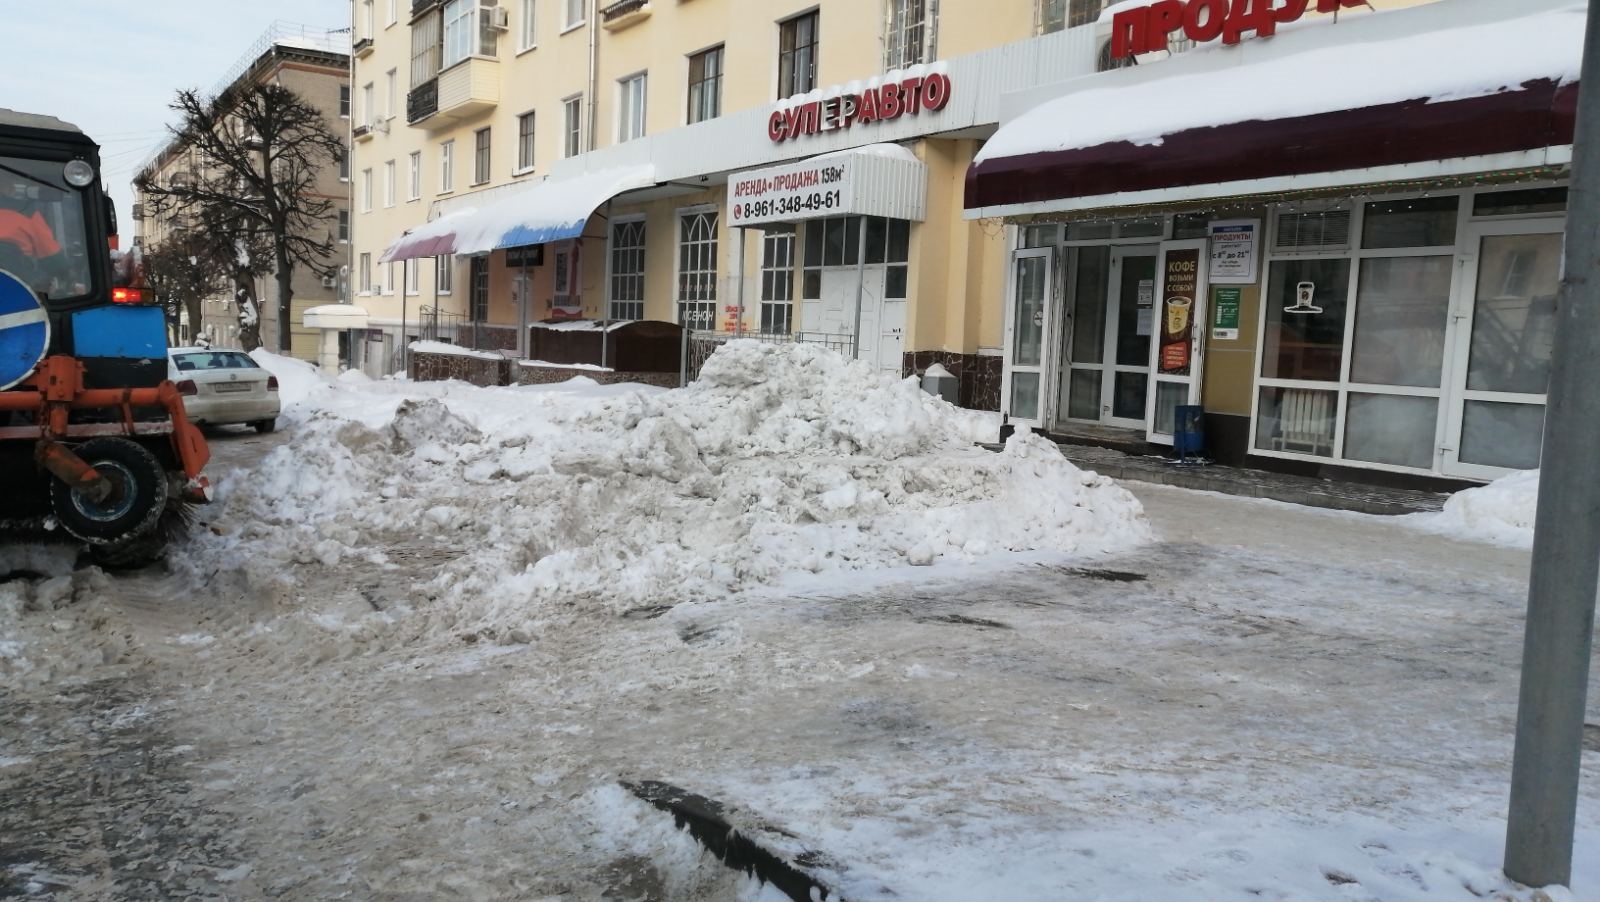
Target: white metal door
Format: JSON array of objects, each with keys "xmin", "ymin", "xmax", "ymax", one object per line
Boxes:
[
  {"xmin": 854, "ymin": 267, "xmax": 888, "ymax": 369},
  {"xmin": 1146, "ymin": 238, "xmax": 1209, "ymax": 443},
  {"xmin": 1002, "ymin": 248, "xmax": 1054, "ymax": 429},
  {"xmin": 1442, "ymin": 219, "xmax": 1565, "ymax": 479},
  {"xmin": 1103, "ymin": 248, "xmax": 1157, "ymax": 429}
]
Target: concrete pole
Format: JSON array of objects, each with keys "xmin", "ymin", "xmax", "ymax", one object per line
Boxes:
[{"xmin": 1503, "ymin": 0, "xmax": 1600, "ymax": 887}]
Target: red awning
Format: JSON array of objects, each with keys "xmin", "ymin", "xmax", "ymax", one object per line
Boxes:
[{"xmin": 965, "ymin": 1, "xmax": 1583, "ymax": 217}]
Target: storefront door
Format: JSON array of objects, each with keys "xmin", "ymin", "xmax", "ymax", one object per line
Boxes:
[
  {"xmin": 1147, "ymin": 239, "xmax": 1209, "ymax": 443},
  {"xmin": 1442, "ymin": 219, "xmax": 1564, "ymax": 479},
  {"xmin": 1057, "ymin": 247, "xmax": 1156, "ymax": 429},
  {"xmin": 1002, "ymin": 248, "xmax": 1053, "ymax": 428}
]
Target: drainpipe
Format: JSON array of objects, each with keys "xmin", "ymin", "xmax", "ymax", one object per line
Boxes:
[{"xmin": 587, "ymin": 0, "xmax": 600, "ymax": 153}]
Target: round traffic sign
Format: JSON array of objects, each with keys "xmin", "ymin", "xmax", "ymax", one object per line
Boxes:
[{"xmin": 0, "ymin": 269, "xmax": 49, "ymax": 391}]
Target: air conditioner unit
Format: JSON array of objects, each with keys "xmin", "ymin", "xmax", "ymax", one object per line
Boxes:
[
  {"xmin": 489, "ymin": 7, "xmax": 510, "ymax": 29},
  {"xmin": 374, "ymin": 118, "xmax": 391, "ymax": 134},
  {"xmin": 322, "ymin": 275, "xmax": 337, "ymax": 288}
]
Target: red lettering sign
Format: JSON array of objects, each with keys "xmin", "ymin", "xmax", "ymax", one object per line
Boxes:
[
  {"xmin": 767, "ymin": 73, "xmax": 954, "ymax": 143},
  {"xmin": 1110, "ymin": 0, "xmax": 1363, "ymax": 60}
]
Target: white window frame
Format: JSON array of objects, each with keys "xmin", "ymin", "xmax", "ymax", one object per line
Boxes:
[
  {"xmin": 386, "ymin": 0, "xmax": 398, "ymax": 27},
  {"xmin": 437, "ymin": 254, "xmax": 454, "ymax": 295},
  {"xmin": 337, "ymin": 209, "xmax": 350, "ymax": 243},
  {"xmin": 359, "ymin": 252, "xmax": 372, "ymax": 293},
  {"xmin": 563, "ymin": 95, "xmax": 583, "ymax": 158},
  {"xmin": 383, "ymin": 160, "xmax": 396, "ymax": 208},
  {"xmin": 473, "ymin": 127, "xmax": 491, "ymax": 185},
  {"xmin": 362, "ymin": 0, "xmax": 375, "ymax": 38},
  {"xmin": 338, "ymin": 84, "xmax": 350, "ymax": 119},
  {"xmin": 361, "ymin": 82, "xmax": 375, "ymax": 127},
  {"xmin": 405, "ymin": 258, "xmax": 420, "ymax": 295},
  {"xmin": 607, "ymin": 215, "xmax": 647, "ymax": 321},
  {"xmin": 443, "ymin": 0, "xmax": 478, "ymax": 68},
  {"xmin": 360, "ymin": 168, "xmax": 373, "ymax": 212},
  {"xmin": 885, "ymin": 0, "xmax": 937, "ymax": 70},
  {"xmin": 440, "ymin": 139, "xmax": 455, "ymax": 193},
  {"xmin": 687, "ymin": 44, "xmax": 724, "ymax": 125},
  {"xmin": 616, "ymin": 72, "xmax": 647, "ymax": 143},
  {"xmin": 563, "ymin": 0, "xmax": 584, "ymax": 31},
  {"xmin": 515, "ymin": 111, "xmax": 536, "ymax": 173},
  {"xmin": 519, "ymin": 0, "xmax": 538, "ymax": 52},
  {"xmin": 385, "ymin": 69, "xmax": 397, "ymax": 121},
  {"xmin": 408, "ymin": 151, "xmax": 421, "ymax": 201},
  {"xmin": 675, "ymin": 205, "xmax": 719, "ymax": 330}
]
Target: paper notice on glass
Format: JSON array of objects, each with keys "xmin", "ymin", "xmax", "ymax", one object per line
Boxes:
[
  {"xmin": 1136, "ymin": 307, "xmax": 1155, "ymax": 336},
  {"xmin": 1137, "ymin": 279, "xmax": 1155, "ymax": 306},
  {"xmin": 1208, "ymin": 219, "xmax": 1260, "ymax": 284}
]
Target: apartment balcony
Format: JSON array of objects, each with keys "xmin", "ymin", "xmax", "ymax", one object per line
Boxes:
[
  {"xmin": 353, "ymin": 36, "xmax": 374, "ymax": 58},
  {"xmin": 407, "ymin": 58, "xmax": 499, "ymax": 127},
  {"xmin": 410, "ymin": 0, "xmax": 441, "ymax": 19},
  {"xmin": 600, "ymin": 0, "xmax": 651, "ymax": 30}
]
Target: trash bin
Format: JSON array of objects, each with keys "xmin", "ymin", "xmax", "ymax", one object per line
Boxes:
[
  {"xmin": 1173, "ymin": 405, "xmax": 1205, "ymax": 457},
  {"xmin": 920, "ymin": 363, "xmax": 959, "ymax": 405}
]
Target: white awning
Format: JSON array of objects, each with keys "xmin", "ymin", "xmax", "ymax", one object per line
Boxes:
[
  {"xmin": 727, "ymin": 143, "xmax": 927, "ymax": 229},
  {"xmin": 303, "ymin": 304, "xmax": 369, "ymax": 330},
  {"xmin": 381, "ymin": 165, "xmax": 657, "ymax": 262}
]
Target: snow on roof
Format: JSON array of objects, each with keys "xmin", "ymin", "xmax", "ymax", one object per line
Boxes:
[
  {"xmin": 408, "ymin": 340, "xmax": 510, "ymax": 362},
  {"xmin": 382, "ymin": 166, "xmax": 656, "ymax": 262},
  {"xmin": 812, "ymin": 142, "xmax": 920, "ymax": 165},
  {"xmin": 530, "ymin": 320, "xmax": 630, "ymax": 332},
  {"xmin": 979, "ymin": 0, "xmax": 1585, "ymax": 163},
  {"xmin": 303, "ymin": 304, "xmax": 369, "ymax": 318},
  {"xmin": 273, "ymin": 33, "xmax": 353, "ymax": 55}
]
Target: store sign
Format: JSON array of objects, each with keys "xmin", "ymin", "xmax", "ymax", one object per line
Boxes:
[
  {"xmin": 1211, "ymin": 286, "xmax": 1242, "ymax": 341},
  {"xmin": 505, "ymin": 244, "xmax": 545, "ymax": 268},
  {"xmin": 1159, "ymin": 248, "xmax": 1200, "ymax": 375},
  {"xmin": 1207, "ymin": 219, "xmax": 1259, "ymax": 284},
  {"xmin": 1111, "ymin": 0, "xmax": 1368, "ymax": 61},
  {"xmin": 729, "ymin": 158, "xmax": 855, "ymax": 227},
  {"xmin": 767, "ymin": 72, "xmax": 953, "ymax": 143}
]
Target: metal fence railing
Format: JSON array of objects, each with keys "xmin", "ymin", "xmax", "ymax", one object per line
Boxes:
[
  {"xmin": 417, "ymin": 306, "xmax": 519, "ymax": 354},
  {"xmin": 679, "ymin": 329, "xmax": 858, "ymax": 387}
]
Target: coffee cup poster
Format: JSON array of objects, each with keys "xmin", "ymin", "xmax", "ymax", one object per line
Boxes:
[{"xmin": 1159, "ymin": 248, "xmax": 1200, "ymax": 376}]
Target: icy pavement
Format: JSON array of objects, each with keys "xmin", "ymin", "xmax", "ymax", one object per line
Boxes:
[{"xmin": 1, "ymin": 348, "xmax": 1595, "ymax": 900}]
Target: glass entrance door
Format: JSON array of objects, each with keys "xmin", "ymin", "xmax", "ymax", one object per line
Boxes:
[
  {"xmin": 1442, "ymin": 220, "xmax": 1564, "ymax": 479},
  {"xmin": 1002, "ymin": 248, "xmax": 1053, "ymax": 428},
  {"xmin": 1057, "ymin": 247, "xmax": 1155, "ymax": 428}
]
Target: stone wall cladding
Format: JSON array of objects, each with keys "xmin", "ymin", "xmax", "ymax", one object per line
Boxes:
[
  {"xmin": 409, "ymin": 351, "xmax": 511, "ymax": 387},
  {"xmin": 902, "ymin": 351, "xmax": 1002, "ymax": 411},
  {"xmin": 515, "ymin": 365, "xmax": 679, "ymax": 389}
]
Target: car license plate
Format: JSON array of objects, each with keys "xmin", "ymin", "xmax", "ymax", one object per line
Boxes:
[{"xmin": 213, "ymin": 382, "xmax": 253, "ymax": 393}]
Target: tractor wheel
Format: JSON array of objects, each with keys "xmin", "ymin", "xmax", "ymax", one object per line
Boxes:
[{"xmin": 49, "ymin": 438, "xmax": 169, "ymax": 545}]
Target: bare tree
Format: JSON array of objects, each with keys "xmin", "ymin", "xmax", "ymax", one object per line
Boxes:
[
  {"xmin": 135, "ymin": 83, "xmax": 341, "ymax": 353},
  {"xmin": 142, "ymin": 230, "xmax": 224, "ymax": 344}
]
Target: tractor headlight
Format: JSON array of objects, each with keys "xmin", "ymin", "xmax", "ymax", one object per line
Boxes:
[{"xmin": 63, "ymin": 159, "xmax": 96, "ymax": 188}]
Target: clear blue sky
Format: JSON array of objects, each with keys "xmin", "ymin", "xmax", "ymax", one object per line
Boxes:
[{"xmin": 1, "ymin": 0, "xmax": 347, "ymax": 231}]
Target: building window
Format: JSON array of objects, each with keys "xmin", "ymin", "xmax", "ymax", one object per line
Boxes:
[
  {"xmin": 517, "ymin": 112, "xmax": 536, "ymax": 171},
  {"xmin": 339, "ymin": 84, "xmax": 350, "ymax": 118},
  {"xmin": 470, "ymin": 256, "xmax": 490, "ymax": 321},
  {"xmin": 360, "ymin": 168, "xmax": 373, "ymax": 212},
  {"xmin": 760, "ymin": 226, "xmax": 795, "ymax": 335},
  {"xmin": 687, "ymin": 45, "xmax": 723, "ymax": 124},
  {"xmin": 677, "ymin": 210, "xmax": 718, "ymax": 330},
  {"xmin": 362, "ymin": 82, "xmax": 375, "ymax": 127},
  {"xmin": 440, "ymin": 139, "xmax": 454, "ymax": 192},
  {"xmin": 411, "ymin": 11, "xmax": 443, "ymax": 87},
  {"xmin": 437, "ymin": 255, "xmax": 454, "ymax": 294},
  {"xmin": 473, "ymin": 127, "xmax": 491, "ymax": 184},
  {"xmin": 444, "ymin": 0, "xmax": 496, "ymax": 67},
  {"xmin": 885, "ymin": 0, "xmax": 934, "ymax": 70},
  {"xmin": 408, "ymin": 151, "xmax": 421, "ymax": 200},
  {"xmin": 802, "ymin": 216, "xmax": 909, "ymax": 304},
  {"xmin": 1068, "ymin": 0, "xmax": 1108, "ymax": 28},
  {"xmin": 337, "ymin": 210, "xmax": 350, "ymax": 242},
  {"xmin": 617, "ymin": 74, "xmax": 647, "ymax": 143},
  {"xmin": 609, "ymin": 219, "xmax": 646, "ymax": 321},
  {"xmin": 337, "ymin": 147, "xmax": 350, "ymax": 181},
  {"xmin": 362, "ymin": 0, "xmax": 375, "ymax": 38},
  {"xmin": 778, "ymin": 11, "xmax": 819, "ymax": 99},
  {"xmin": 1037, "ymin": 0, "xmax": 1066, "ymax": 33},
  {"xmin": 359, "ymin": 252, "xmax": 372, "ymax": 293},
  {"xmin": 386, "ymin": 0, "xmax": 397, "ymax": 26},
  {"xmin": 386, "ymin": 69, "xmax": 397, "ymax": 120},
  {"xmin": 520, "ymin": 0, "xmax": 537, "ymax": 50},
  {"xmin": 565, "ymin": 0, "xmax": 584, "ymax": 29},
  {"xmin": 405, "ymin": 258, "xmax": 419, "ymax": 294},
  {"xmin": 383, "ymin": 160, "xmax": 395, "ymax": 207},
  {"xmin": 563, "ymin": 96, "xmax": 582, "ymax": 157}
]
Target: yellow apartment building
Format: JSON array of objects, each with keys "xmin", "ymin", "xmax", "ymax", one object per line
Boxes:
[{"xmin": 136, "ymin": 25, "xmax": 351, "ymax": 361}]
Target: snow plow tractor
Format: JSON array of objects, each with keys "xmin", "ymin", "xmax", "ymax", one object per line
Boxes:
[{"xmin": 0, "ymin": 109, "xmax": 211, "ymax": 566}]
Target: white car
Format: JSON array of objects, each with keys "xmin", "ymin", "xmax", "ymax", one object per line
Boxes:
[{"xmin": 168, "ymin": 347, "xmax": 281, "ymax": 433}]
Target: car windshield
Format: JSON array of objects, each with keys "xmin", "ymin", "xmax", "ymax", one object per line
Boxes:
[
  {"xmin": 173, "ymin": 351, "xmax": 259, "ymax": 371},
  {"xmin": 0, "ymin": 155, "xmax": 92, "ymax": 302}
]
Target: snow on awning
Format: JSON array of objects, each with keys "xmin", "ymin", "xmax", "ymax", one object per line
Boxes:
[
  {"xmin": 303, "ymin": 304, "xmax": 369, "ymax": 330},
  {"xmin": 381, "ymin": 165, "xmax": 657, "ymax": 262},
  {"xmin": 965, "ymin": 0, "xmax": 1584, "ymax": 218}
]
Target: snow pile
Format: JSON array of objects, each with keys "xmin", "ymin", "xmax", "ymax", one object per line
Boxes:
[
  {"xmin": 249, "ymin": 348, "xmax": 334, "ymax": 411},
  {"xmin": 195, "ymin": 341, "xmax": 1149, "ymax": 636},
  {"xmin": 1410, "ymin": 469, "xmax": 1539, "ymax": 548}
]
